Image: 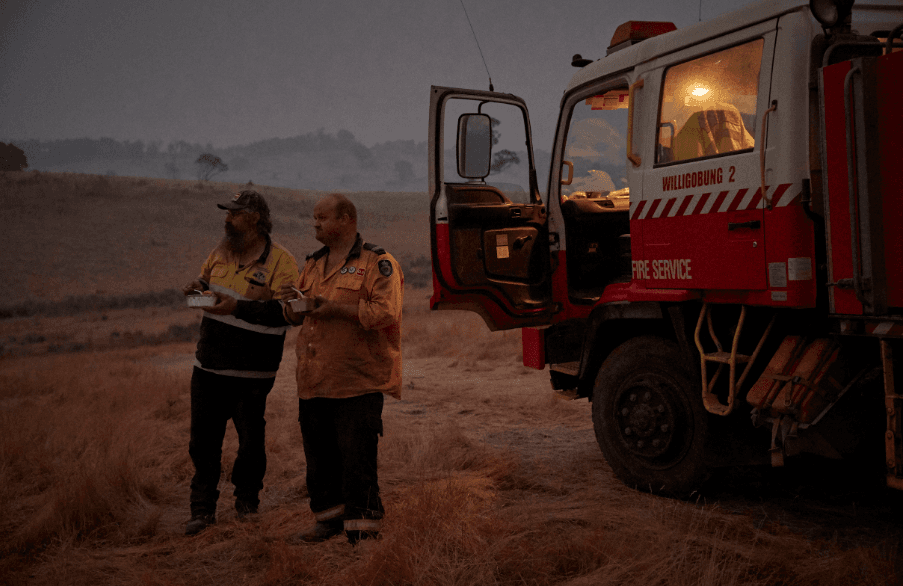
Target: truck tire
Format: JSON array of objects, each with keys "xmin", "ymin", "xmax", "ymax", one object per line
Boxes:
[{"xmin": 591, "ymin": 335, "xmax": 708, "ymax": 497}]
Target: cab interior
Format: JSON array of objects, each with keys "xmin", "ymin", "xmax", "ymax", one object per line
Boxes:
[{"xmin": 559, "ymin": 88, "xmax": 633, "ymax": 301}]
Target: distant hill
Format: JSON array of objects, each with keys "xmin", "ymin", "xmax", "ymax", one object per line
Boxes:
[
  {"xmin": 0, "ymin": 171, "xmax": 431, "ymax": 308},
  {"xmin": 9, "ymin": 132, "xmax": 427, "ymax": 193},
  {"xmin": 7, "ymin": 131, "xmax": 551, "ymax": 195}
]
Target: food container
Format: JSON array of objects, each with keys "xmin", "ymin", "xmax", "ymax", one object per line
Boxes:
[
  {"xmin": 288, "ymin": 297, "xmax": 316, "ymax": 313},
  {"xmin": 187, "ymin": 293, "xmax": 217, "ymax": 308}
]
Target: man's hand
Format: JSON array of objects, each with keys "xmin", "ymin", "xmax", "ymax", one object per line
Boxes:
[
  {"xmin": 278, "ymin": 283, "xmax": 301, "ymax": 300},
  {"xmin": 182, "ymin": 280, "xmax": 205, "ymax": 296},
  {"xmin": 307, "ymin": 296, "xmax": 357, "ymax": 322},
  {"xmin": 202, "ymin": 291, "xmax": 238, "ymax": 315},
  {"xmin": 284, "ymin": 299, "xmax": 304, "ymax": 321}
]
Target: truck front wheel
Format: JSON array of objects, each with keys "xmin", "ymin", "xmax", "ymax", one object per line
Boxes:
[{"xmin": 591, "ymin": 335, "xmax": 708, "ymax": 497}]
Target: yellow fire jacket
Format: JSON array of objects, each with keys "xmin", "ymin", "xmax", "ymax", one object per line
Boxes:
[
  {"xmin": 285, "ymin": 235, "xmax": 403, "ymax": 399},
  {"xmin": 195, "ymin": 237, "xmax": 299, "ymax": 378}
]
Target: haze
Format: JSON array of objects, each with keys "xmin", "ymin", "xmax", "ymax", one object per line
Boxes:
[{"xmin": 3, "ymin": 0, "xmax": 757, "ymax": 153}]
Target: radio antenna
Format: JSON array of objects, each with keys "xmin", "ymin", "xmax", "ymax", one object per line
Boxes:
[
  {"xmin": 698, "ymin": 0, "xmax": 702, "ymax": 22},
  {"xmin": 459, "ymin": 0, "xmax": 494, "ymax": 91}
]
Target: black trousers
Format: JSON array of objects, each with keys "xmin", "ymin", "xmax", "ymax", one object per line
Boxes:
[
  {"xmin": 298, "ymin": 393, "xmax": 385, "ymax": 522},
  {"xmin": 188, "ymin": 367, "xmax": 274, "ymax": 517}
]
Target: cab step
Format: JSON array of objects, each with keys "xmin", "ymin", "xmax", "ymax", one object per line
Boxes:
[{"xmin": 550, "ymin": 361, "xmax": 580, "ymax": 377}]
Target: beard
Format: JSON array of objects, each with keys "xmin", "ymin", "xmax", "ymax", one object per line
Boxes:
[{"xmin": 223, "ymin": 224, "xmax": 248, "ymax": 253}]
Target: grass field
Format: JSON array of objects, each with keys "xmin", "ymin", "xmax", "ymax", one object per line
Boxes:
[
  {"xmin": 0, "ymin": 171, "xmax": 429, "ymax": 307},
  {"xmin": 1, "ymin": 172, "xmax": 902, "ymax": 584},
  {"xmin": 2, "ymin": 300, "xmax": 899, "ymax": 585}
]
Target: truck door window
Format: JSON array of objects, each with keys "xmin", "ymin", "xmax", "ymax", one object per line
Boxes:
[
  {"xmin": 657, "ymin": 39, "xmax": 764, "ymax": 165},
  {"xmin": 443, "ymin": 99, "xmax": 534, "ymax": 204},
  {"xmin": 561, "ymin": 89, "xmax": 630, "ymax": 205}
]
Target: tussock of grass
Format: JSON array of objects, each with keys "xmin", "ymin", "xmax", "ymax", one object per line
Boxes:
[
  {"xmin": 348, "ymin": 477, "xmax": 508, "ymax": 586},
  {"xmin": 382, "ymin": 419, "xmax": 504, "ymax": 475},
  {"xmin": 0, "ymin": 354, "xmax": 188, "ymax": 552}
]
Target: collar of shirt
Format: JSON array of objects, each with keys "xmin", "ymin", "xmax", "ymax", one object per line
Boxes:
[
  {"xmin": 236, "ymin": 236, "xmax": 272, "ymax": 273},
  {"xmin": 311, "ymin": 234, "xmax": 364, "ymax": 280}
]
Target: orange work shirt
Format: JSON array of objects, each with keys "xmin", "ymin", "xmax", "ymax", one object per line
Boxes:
[{"xmin": 285, "ymin": 236, "xmax": 403, "ymax": 400}]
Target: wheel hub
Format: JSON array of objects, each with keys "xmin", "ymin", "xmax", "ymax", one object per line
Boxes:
[{"xmin": 616, "ymin": 378, "xmax": 677, "ymax": 458}]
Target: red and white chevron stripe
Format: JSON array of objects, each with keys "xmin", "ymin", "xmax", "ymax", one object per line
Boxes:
[
  {"xmin": 866, "ymin": 322, "xmax": 903, "ymax": 337},
  {"xmin": 629, "ymin": 183, "xmax": 795, "ymax": 220}
]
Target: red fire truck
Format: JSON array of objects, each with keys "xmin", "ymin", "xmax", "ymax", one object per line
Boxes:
[{"xmin": 428, "ymin": 0, "xmax": 903, "ymax": 496}]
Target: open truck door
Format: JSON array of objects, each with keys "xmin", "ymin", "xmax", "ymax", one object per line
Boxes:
[{"xmin": 429, "ymin": 86, "xmax": 552, "ymax": 331}]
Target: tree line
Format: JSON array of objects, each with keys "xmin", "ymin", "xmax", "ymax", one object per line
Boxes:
[
  {"xmin": 0, "ymin": 130, "xmax": 546, "ymax": 190},
  {"xmin": 10, "ymin": 138, "xmax": 212, "ymax": 169},
  {"xmin": 0, "ymin": 142, "xmax": 28, "ymax": 171}
]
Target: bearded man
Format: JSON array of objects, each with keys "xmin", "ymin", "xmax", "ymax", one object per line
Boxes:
[{"xmin": 180, "ymin": 190, "xmax": 299, "ymax": 536}]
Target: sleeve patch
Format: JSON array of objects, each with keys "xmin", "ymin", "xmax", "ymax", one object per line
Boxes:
[{"xmin": 378, "ymin": 259, "xmax": 393, "ymax": 277}]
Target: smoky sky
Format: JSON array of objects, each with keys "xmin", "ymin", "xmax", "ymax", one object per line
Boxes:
[{"xmin": 2, "ymin": 0, "xmax": 758, "ymax": 150}]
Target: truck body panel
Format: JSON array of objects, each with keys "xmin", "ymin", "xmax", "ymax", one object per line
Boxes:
[{"xmin": 428, "ymin": 0, "xmax": 903, "ymax": 494}]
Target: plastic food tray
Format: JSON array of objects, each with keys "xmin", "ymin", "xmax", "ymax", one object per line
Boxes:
[
  {"xmin": 187, "ymin": 294, "xmax": 217, "ymax": 308},
  {"xmin": 288, "ymin": 297, "xmax": 315, "ymax": 312}
]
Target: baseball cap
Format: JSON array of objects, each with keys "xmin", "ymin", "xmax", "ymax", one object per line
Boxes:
[{"xmin": 217, "ymin": 190, "xmax": 269, "ymax": 214}]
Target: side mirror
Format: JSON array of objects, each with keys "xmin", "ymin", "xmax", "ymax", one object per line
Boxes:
[
  {"xmin": 457, "ymin": 113, "xmax": 491, "ymax": 179},
  {"xmin": 809, "ymin": 0, "xmax": 854, "ymax": 28}
]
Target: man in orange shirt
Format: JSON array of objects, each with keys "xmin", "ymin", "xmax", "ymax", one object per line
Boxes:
[{"xmin": 282, "ymin": 193, "xmax": 403, "ymax": 544}]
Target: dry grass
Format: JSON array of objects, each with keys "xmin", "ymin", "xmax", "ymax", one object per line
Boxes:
[
  {"xmin": 401, "ymin": 289, "xmax": 523, "ymax": 364},
  {"xmin": 0, "ymin": 352, "xmax": 189, "ymax": 553},
  {"xmin": 1, "ymin": 306, "xmax": 900, "ymax": 585},
  {"xmin": 0, "ymin": 171, "xmax": 429, "ymax": 307}
]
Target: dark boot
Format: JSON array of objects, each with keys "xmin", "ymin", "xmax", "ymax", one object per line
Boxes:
[
  {"xmin": 235, "ymin": 499, "xmax": 258, "ymax": 521},
  {"xmin": 286, "ymin": 519, "xmax": 343, "ymax": 544},
  {"xmin": 185, "ymin": 514, "xmax": 216, "ymax": 536},
  {"xmin": 345, "ymin": 518, "xmax": 381, "ymax": 545},
  {"xmin": 346, "ymin": 529, "xmax": 380, "ymax": 545}
]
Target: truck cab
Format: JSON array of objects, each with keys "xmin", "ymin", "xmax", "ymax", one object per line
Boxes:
[{"xmin": 429, "ymin": 0, "xmax": 903, "ymax": 496}]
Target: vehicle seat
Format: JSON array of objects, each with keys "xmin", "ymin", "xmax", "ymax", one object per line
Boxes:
[{"xmin": 672, "ymin": 102, "xmax": 754, "ymax": 161}]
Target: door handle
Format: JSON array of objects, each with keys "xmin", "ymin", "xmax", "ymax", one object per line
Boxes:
[
  {"xmin": 728, "ymin": 220, "xmax": 761, "ymax": 231},
  {"xmin": 510, "ymin": 208, "xmax": 522, "ymax": 218},
  {"xmin": 760, "ymin": 99, "xmax": 777, "ymax": 209},
  {"xmin": 561, "ymin": 160, "xmax": 573, "ymax": 185},
  {"xmin": 513, "ymin": 235, "xmax": 533, "ymax": 249}
]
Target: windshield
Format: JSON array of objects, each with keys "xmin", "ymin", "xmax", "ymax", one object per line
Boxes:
[{"xmin": 560, "ymin": 88, "xmax": 630, "ymax": 205}]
